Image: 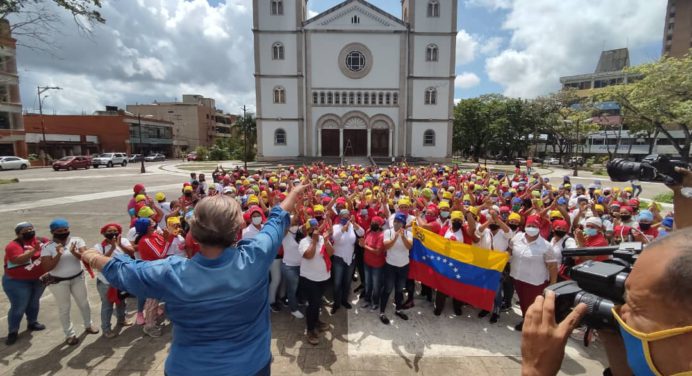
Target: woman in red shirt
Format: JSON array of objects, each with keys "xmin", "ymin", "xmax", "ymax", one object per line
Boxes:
[
  {"xmin": 2, "ymin": 222, "xmax": 48, "ymax": 345},
  {"xmin": 360, "ymin": 216, "xmax": 385, "ymax": 310}
]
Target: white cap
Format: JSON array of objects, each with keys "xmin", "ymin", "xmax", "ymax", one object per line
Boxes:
[{"xmin": 585, "ymin": 216, "xmax": 603, "ymax": 228}]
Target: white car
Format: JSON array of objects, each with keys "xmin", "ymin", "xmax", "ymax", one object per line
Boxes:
[
  {"xmin": 0, "ymin": 156, "xmax": 30, "ymax": 170},
  {"xmin": 92, "ymin": 152, "xmax": 128, "ymax": 168},
  {"xmin": 546, "ymin": 157, "xmax": 561, "ymax": 165}
]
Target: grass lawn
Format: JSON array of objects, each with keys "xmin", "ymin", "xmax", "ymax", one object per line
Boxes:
[{"xmin": 0, "ymin": 178, "xmax": 19, "ymax": 184}]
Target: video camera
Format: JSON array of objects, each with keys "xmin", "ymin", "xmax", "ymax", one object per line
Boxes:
[
  {"xmin": 546, "ymin": 242, "xmax": 643, "ymax": 329},
  {"xmin": 606, "ymin": 154, "xmax": 689, "ymax": 186}
]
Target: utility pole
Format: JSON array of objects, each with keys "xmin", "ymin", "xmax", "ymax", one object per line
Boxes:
[
  {"xmin": 573, "ymin": 119, "xmax": 580, "ymax": 177},
  {"xmin": 242, "ymin": 105, "xmax": 248, "ymax": 172},
  {"xmin": 137, "ymin": 114, "xmax": 146, "ymax": 173},
  {"xmin": 37, "ymin": 86, "xmax": 61, "ymax": 165}
]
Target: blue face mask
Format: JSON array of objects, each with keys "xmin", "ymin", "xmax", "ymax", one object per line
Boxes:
[
  {"xmin": 584, "ymin": 227, "xmax": 598, "ymax": 237},
  {"xmin": 440, "ymin": 211, "xmax": 450, "ymax": 218},
  {"xmin": 339, "ymin": 217, "xmax": 349, "ymax": 225}
]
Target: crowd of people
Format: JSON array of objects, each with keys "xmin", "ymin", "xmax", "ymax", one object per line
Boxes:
[{"xmin": 2, "ymin": 162, "xmax": 678, "ymax": 370}]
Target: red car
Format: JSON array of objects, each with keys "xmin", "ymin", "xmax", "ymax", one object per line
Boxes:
[
  {"xmin": 186, "ymin": 152, "xmax": 198, "ymax": 161},
  {"xmin": 53, "ymin": 156, "xmax": 91, "ymax": 171}
]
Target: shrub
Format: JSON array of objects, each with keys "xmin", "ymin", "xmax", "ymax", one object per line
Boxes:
[
  {"xmin": 652, "ymin": 192, "xmax": 674, "ymax": 204},
  {"xmin": 195, "ymin": 146, "xmax": 209, "ymax": 161}
]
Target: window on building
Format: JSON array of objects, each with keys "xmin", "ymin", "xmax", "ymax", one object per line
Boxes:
[
  {"xmin": 0, "ymin": 112, "xmax": 10, "ymax": 130},
  {"xmin": 0, "ymin": 85, "xmax": 9, "ymax": 103},
  {"xmin": 334, "ymin": 92, "xmax": 340, "ymax": 105},
  {"xmin": 427, "ymin": 0, "xmax": 440, "ymax": 17},
  {"xmin": 357, "ymin": 92, "xmax": 362, "ymax": 105},
  {"xmin": 327, "ymin": 92, "xmax": 333, "ymax": 105},
  {"xmin": 271, "ymin": 0, "xmax": 283, "ymax": 15},
  {"xmin": 425, "ymin": 88, "xmax": 437, "ymax": 105},
  {"xmin": 349, "ymin": 92, "xmax": 355, "ymax": 104},
  {"xmin": 351, "ymin": 15, "xmax": 360, "ymax": 24},
  {"xmin": 345, "ymin": 51, "xmax": 366, "ymax": 72},
  {"xmin": 274, "ymin": 128, "xmax": 287, "ymax": 145},
  {"xmin": 272, "ymin": 42, "xmax": 285, "ymax": 60},
  {"xmin": 386, "ymin": 93, "xmax": 391, "ymax": 105},
  {"xmin": 364, "ymin": 92, "xmax": 369, "ymax": 105},
  {"xmin": 313, "ymin": 92, "xmax": 318, "ymax": 104},
  {"xmin": 423, "ymin": 130, "xmax": 435, "ymax": 146},
  {"xmin": 378, "ymin": 92, "xmax": 384, "ymax": 105},
  {"xmin": 273, "ymin": 86, "xmax": 285, "ymax": 104},
  {"xmin": 426, "ymin": 44, "xmax": 439, "ymax": 61},
  {"xmin": 320, "ymin": 92, "xmax": 325, "ymax": 104},
  {"xmin": 393, "ymin": 93, "xmax": 399, "ymax": 105}
]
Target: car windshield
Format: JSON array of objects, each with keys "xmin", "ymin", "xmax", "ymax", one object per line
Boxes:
[
  {"xmin": 99, "ymin": 153, "xmax": 113, "ymax": 158},
  {"xmin": 59, "ymin": 156, "xmax": 73, "ymax": 161}
]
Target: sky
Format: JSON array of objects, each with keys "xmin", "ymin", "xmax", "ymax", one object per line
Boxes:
[{"xmin": 10, "ymin": 0, "xmax": 667, "ymax": 116}]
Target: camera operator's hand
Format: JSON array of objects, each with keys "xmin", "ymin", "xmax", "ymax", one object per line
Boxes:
[
  {"xmin": 669, "ymin": 167, "xmax": 692, "ymax": 229},
  {"xmin": 521, "ymin": 290, "xmax": 588, "ymax": 376}
]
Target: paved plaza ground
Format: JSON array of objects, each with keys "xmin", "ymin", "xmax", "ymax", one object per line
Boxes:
[{"xmin": 0, "ymin": 161, "xmax": 671, "ymax": 375}]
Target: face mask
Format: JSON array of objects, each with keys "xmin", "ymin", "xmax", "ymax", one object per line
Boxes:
[
  {"xmin": 358, "ymin": 185, "xmax": 364, "ymax": 190},
  {"xmin": 104, "ymin": 232, "xmax": 118, "ymax": 240},
  {"xmin": 325, "ymin": 190, "xmax": 331, "ymax": 195},
  {"xmin": 185, "ymin": 192, "xmax": 192, "ymax": 197},
  {"xmin": 524, "ymin": 227, "xmax": 540, "ymax": 237},
  {"xmin": 612, "ymin": 306, "xmax": 692, "ymax": 376},
  {"xmin": 584, "ymin": 227, "xmax": 598, "ymax": 237},
  {"xmin": 639, "ymin": 223, "xmax": 652, "ymax": 231},
  {"xmin": 360, "ymin": 209, "xmax": 368, "ymax": 216},
  {"xmin": 440, "ymin": 211, "xmax": 450, "ymax": 219},
  {"xmin": 488, "ymin": 224, "xmax": 500, "ymax": 231},
  {"xmin": 425, "ymin": 215, "xmax": 437, "ymax": 223},
  {"xmin": 22, "ymin": 231, "xmax": 36, "ymax": 241},
  {"xmin": 54, "ymin": 232, "xmax": 70, "ymax": 240},
  {"xmin": 340, "ymin": 217, "xmax": 349, "ymax": 225},
  {"xmin": 463, "ymin": 201, "xmax": 471, "ymax": 206},
  {"xmin": 508, "ymin": 224, "xmax": 519, "ymax": 231},
  {"xmin": 621, "ymin": 215, "xmax": 632, "ymax": 222},
  {"xmin": 554, "ymin": 230, "xmax": 567, "ymax": 238},
  {"xmin": 252, "ymin": 216, "xmax": 262, "ymax": 226},
  {"xmin": 451, "ymin": 222, "xmax": 462, "ymax": 231},
  {"xmin": 315, "ymin": 216, "xmax": 324, "ymax": 222},
  {"xmin": 370, "ymin": 224, "xmax": 380, "ymax": 232},
  {"xmin": 399, "ymin": 209, "xmax": 409, "ymax": 216}
]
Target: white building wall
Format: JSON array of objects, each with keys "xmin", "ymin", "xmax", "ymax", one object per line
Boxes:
[
  {"xmin": 410, "ymin": 79, "xmax": 451, "ymax": 119},
  {"xmin": 256, "ymin": 0, "xmax": 300, "ymax": 31},
  {"xmin": 411, "ymin": 121, "xmax": 448, "ymax": 158},
  {"xmin": 411, "ymin": 0, "xmax": 454, "ymax": 33},
  {"xmin": 261, "ymin": 121, "xmax": 300, "ymax": 157},
  {"xmin": 411, "ymin": 35, "xmax": 452, "ymax": 77},
  {"xmin": 258, "ymin": 34, "xmax": 299, "ymax": 74},
  {"xmin": 259, "ymin": 78, "xmax": 300, "ymax": 119}
]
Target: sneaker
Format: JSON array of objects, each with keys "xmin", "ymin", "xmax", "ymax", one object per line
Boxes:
[
  {"xmin": 65, "ymin": 336, "xmax": 79, "ymax": 346},
  {"xmin": 514, "ymin": 321, "xmax": 524, "ymax": 332},
  {"xmin": 490, "ymin": 313, "xmax": 499, "ymax": 324},
  {"xmin": 478, "ymin": 310, "xmax": 490, "ymax": 318},
  {"xmin": 5, "ymin": 332, "xmax": 18, "ymax": 346},
  {"xmin": 85, "ymin": 326, "xmax": 100, "ymax": 335},
  {"xmin": 370, "ymin": 304, "xmax": 379, "ymax": 312},
  {"xmin": 318, "ymin": 321, "xmax": 330, "ymax": 332},
  {"xmin": 433, "ymin": 307, "xmax": 442, "ymax": 316},
  {"xmin": 117, "ymin": 319, "xmax": 134, "ymax": 327},
  {"xmin": 501, "ymin": 303, "xmax": 512, "ymax": 312},
  {"xmin": 103, "ymin": 330, "xmax": 117, "ymax": 339},
  {"xmin": 306, "ymin": 331, "xmax": 319, "ymax": 346},
  {"xmin": 361, "ymin": 301, "xmax": 371, "ymax": 309},
  {"xmin": 281, "ymin": 297, "xmax": 289, "ymax": 307},
  {"xmin": 342, "ymin": 302, "xmax": 352, "ymax": 309},
  {"xmin": 454, "ymin": 307, "xmax": 463, "ymax": 316},
  {"xmin": 291, "ymin": 310, "xmax": 304, "ymax": 319},
  {"xmin": 402, "ymin": 300, "xmax": 415, "ymax": 309},
  {"xmin": 395, "ymin": 310, "xmax": 409, "ymax": 321},
  {"xmin": 379, "ymin": 314, "xmax": 390, "ymax": 325},
  {"xmin": 136, "ymin": 312, "xmax": 145, "ymax": 325},
  {"xmin": 270, "ymin": 303, "xmax": 281, "ymax": 313},
  {"xmin": 330, "ymin": 307, "xmax": 339, "ymax": 315},
  {"xmin": 28, "ymin": 322, "xmax": 46, "ymax": 331},
  {"xmin": 143, "ymin": 326, "xmax": 162, "ymax": 338}
]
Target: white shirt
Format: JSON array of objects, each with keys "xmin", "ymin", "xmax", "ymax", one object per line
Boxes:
[
  {"xmin": 383, "ymin": 228, "xmax": 412, "ymax": 267},
  {"xmin": 552, "ymin": 236, "xmax": 577, "ymax": 266},
  {"xmin": 331, "ymin": 223, "xmax": 364, "ymax": 265},
  {"xmin": 444, "ymin": 228, "xmax": 464, "ymax": 243},
  {"xmin": 166, "ymin": 235, "xmax": 186, "ymax": 257},
  {"xmin": 299, "ymin": 236, "xmax": 330, "ymax": 282},
  {"xmin": 40, "ymin": 237, "xmax": 87, "ymax": 278},
  {"xmin": 157, "ymin": 202, "xmax": 172, "ymax": 229},
  {"xmin": 476, "ymin": 228, "xmax": 513, "ymax": 251},
  {"xmin": 509, "ymin": 233, "xmax": 557, "ymax": 286},
  {"xmin": 242, "ymin": 224, "xmax": 263, "ymax": 239},
  {"xmin": 281, "ymin": 226, "xmax": 302, "ymax": 267},
  {"xmin": 93, "ymin": 238, "xmax": 132, "ymax": 283}
]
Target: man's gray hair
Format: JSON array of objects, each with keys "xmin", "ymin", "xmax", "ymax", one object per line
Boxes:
[{"xmin": 648, "ymin": 229, "xmax": 692, "ymax": 314}]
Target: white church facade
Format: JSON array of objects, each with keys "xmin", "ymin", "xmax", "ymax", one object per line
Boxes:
[{"xmin": 253, "ymin": 0, "xmax": 458, "ymax": 160}]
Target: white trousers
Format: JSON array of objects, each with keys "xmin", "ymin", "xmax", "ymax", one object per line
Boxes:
[
  {"xmin": 48, "ymin": 273, "xmax": 93, "ymax": 338},
  {"xmin": 268, "ymin": 259, "xmax": 282, "ymax": 304}
]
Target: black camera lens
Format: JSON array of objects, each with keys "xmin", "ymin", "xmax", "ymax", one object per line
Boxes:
[
  {"xmin": 574, "ymin": 291, "xmax": 616, "ymax": 329},
  {"xmin": 607, "ymin": 159, "xmax": 643, "ymax": 182}
]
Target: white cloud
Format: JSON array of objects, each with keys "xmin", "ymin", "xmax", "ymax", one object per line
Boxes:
[
  {"xmin": 479, "ymin": 37, "xmax": 503, "ymax": 56},
  {"xmin": 454, "ymin": 98, "xmax": 462, "ymax": 104},
  {"xmin": 485, "ymin": 0, "xmax": 666, "ymax": 98},
  {"xmin": 456, "ymin": 29, "xmax": 478, "ymax": 65},
  {"xmin": 465, "ymin": 0, "xmax": 512, "ymax": 11},
  {"xmin": 455, "ymin": 72, "xmax": 481, "ymax": 88},
  {"xmin": 307, "ymin": 9, "xmax": 319, "ymax": 19}
]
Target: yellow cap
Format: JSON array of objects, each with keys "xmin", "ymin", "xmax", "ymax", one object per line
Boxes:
[
  {"xmin": 398, "ymin": 197, "xmax": 411, "ymax": 207},
  {"xmin": 450, "ymin": 211, "xmax": 463, "ymax": 221},
  {"xmin": 137, "ymin": 206, "xmax": 155, "ymax": 218},
  {"xmin": 443, "ymin": 191, "xmax": 453, "ymax": 200},
  {"xmin": 248, "ymin": 195, "xmax": 259, "ymax": 205},
  {"xmin": 438, "ymin": 201, "xmax": 450, "ymax": 209},
  {"xmin": 468, "ymin": 206, "xmax": 479, "ymax": 216},
  {"xmin": 135, "ymin": 194, "xmax": 147, "ymax": 202},
  {"xmin": 549, "ymin": 210, "xmax": 563, "ymax": 219},
  {"xmin": 508, "ymin": 213, "xmax": 521, "ymax": 222},
  {"xmin": 166, "ymin": 216, "xmax": 181, "ymax": 226},
  {"xmin": 183, "ymin": 186, "xmax": 193, "ymax": 193},
  {"xmin": 313, "ymin": 204, "xmax": 325, "ymax": 213},
  {"xmin": 594, "ymin": 204, "xmax": 604, "ymax": 212},
  {"xmin": 624, "ymin": 187, "xmax": 633, "ymax": 192},
  {"xmin": 154, "ymin": 192, "xmax": 166, "ymax": 201}
]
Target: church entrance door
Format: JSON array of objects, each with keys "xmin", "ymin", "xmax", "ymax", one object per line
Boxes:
[
  {"xmin": 371, "ymin": 129, "xmax": 389, "ymax": 156},
  {"xmin": 343, "ymin": 130, "xmax": 367, "ymax": 156},
  {"xmin": 321, "ymin": 129, "xmax": 340, "ymax": 156}
]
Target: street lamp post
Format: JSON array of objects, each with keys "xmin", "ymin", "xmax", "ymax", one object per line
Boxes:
[
  {"xmin": 137, "ymin": 114, "xmax": 146, "ymax": 173},
  {"xmin": 37, "ymin": 86, "xmax": 62, "ymax": 165},
  {"xmin": 241, "ymin": 105, "xmax": 248, "ymax": 172},
  {"xmin": 573, "ymin": 119, "xmax": 580, "ymax": 177}
]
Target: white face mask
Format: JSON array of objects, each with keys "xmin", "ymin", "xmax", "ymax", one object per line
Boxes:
[
  {"xmin": 525, "ymin": 227, "xmax": 540, "ymax": 237},
  {"xmin": 252, "ymin": 216, "xmax": 262, "ymax": 226}
]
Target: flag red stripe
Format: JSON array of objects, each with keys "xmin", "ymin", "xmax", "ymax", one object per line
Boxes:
[{"xmin": 409, "ymin": 260, "xmax": 496, "ymax": 311}]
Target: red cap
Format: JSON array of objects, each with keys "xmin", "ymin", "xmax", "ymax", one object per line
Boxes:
[
  {"xmin": 277, "ymin": 193, "xmax": 287, "ymax": 200},
  {"xmin": 133, "ymin": 184, "xmax": 145, "ymax": 194},
  {"xmin": 628, "ymin": 199, "xmax": 640, "ymax": 207},
  {"xmin": 526, "ymin": 215, "xmax": 541, "ymax": 227},
  {"xmin": 371, "ymin": 216, "xmax": 385, "ymax": 226},
  {"xmin": 183, "ymin": 182, "xmax": 191, "ymax": 187},
  {"xmin": 336, "ymin": 197, "xmax": 347, "ymax": 205},
  {"xmin": 620, "ymin": 205, "xmax": 633, "ymax": 214},
  {"xmin": 321, "ymin": 196, "xmax": 331, "ymax": 204},
  {"xmin": 552, "ymin": 220, "xmax": 569, "ymax": 231},
  {"xmin": 500, "ymin": 206, "xmax": 511, "ymax": 213}
]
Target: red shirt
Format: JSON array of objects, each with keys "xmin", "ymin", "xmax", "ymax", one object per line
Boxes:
[
  {"xmin": 4, "ymin": 238, "xmax": 45, "ymax": 280},
  {"xmin": 138, "ymin": 232, "xmax": 169, "ymax": 261},
  {"xmin": 363, "ymin": 230, "xmax": 385, "ymax": 268},
  {"xmin": 185, "ymin": 232, "xmax": 201, "ymax": 258}
]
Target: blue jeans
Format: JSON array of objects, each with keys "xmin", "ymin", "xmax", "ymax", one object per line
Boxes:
[
  {"xmin": 96, "ymin": 280, "xmax": 126, "ymax": 332},
  {"xmin": 137, "ymin": 295, "xmax": 145, "ymax": 312},
  {"xmin": 380, "ymin": 263, "xmax": 409, "ymax": 313},
  {"xmin": 363, "ymin": 265, "xmax": 383, "ymax": 305},
  {"xmin": 2, "ymin": 275, "xmax": 45, "ymax": 333},
  {"xmin": 492, "ymin": 279, "xmax": 504, "ymax": 315},
  {"xmin": 332, "ymin": 256, "xmax": 355, "ymax": 308},
  {"xmin": 280, "ymin": 263, "xmax": 300, "ymax": 312}
]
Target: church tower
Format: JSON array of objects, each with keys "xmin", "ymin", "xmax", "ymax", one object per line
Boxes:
[
  {"xmin": 402, "ymin": 0, "xmax": 457, "ymax": 158},
  {"xmin": 253, "ymin": 0, "xmax": 307, "ymax": 158}
]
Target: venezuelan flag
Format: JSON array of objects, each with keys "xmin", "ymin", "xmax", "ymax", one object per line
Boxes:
[{"xmin": 409, "ymin": 224, "xmax": 510, "ymax": 311}]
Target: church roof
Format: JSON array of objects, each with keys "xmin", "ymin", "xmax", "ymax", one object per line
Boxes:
[{"xmin": 303, "ymin": 0, "xmax": 406, "ymax": 28}]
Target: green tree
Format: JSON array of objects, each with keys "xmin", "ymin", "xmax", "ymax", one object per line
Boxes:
[
  {"xmin": 598, "ymin": 52, "xmax": 692, "ymax": 162},
  {"xmin": 234, "ymin": 114, "xmax": 257, "ymax": 162}
]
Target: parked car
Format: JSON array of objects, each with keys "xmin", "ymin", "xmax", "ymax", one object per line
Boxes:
[
  {"xmin": 0, "ymin": 156, "xmax": 29, "ymax": 170},
  {"xmin": 546, "ymin": 157, "xmax": 561, "ymax": 165},
  {"xmin": 145, "ymin": 153, "xmax": 166, "ymax": 162},
  {"xmin": 531, "ymin": 157, "xmax": 543, "ymax": 164},
  {"xmin": 92, "ymin": 152, "xmax": 128, "ymax": 168},
  {"xmin": 128, "ymin": 154, "xmax": 143, "ymax": 163},
  {"xmin": 186, "ymin": 152, "xmax": 198, "ymax": 161},
  {"xmin": 52, "ymin": 156, "xmax": 91, "ymax": 171},
  {"xmin": 568, "ymin": 156, "xmax": 585, "ymax": 167}
]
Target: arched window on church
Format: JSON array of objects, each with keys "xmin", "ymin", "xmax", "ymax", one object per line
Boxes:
[
  {"xmin": 271, "ymin": 0, "xmax": 284, "ymax": 15},
  {"xmin": 424, "ymin": 87, "xmax": 437, "ymax": 105},
  {"xmin": 327, "ymin": 92, "xmax": 333, "ymax": 105},
  {"xmin": 423, "ymin": 130, "xmax": 435, "ymax": 146},
  {"xmin": 385, "ymin": 93, "xmax": 391, "ymax": 105},
  {"xmin": 334, "ymin": 92, "xmax": 340, "ymax": 105},
  {"xmin": 272, "ymin": 42, "xmax": 284, "ymax": 60},
  {"xmin": 393, "ymin": 93, "xmax": 399, "ymax": 105},
  {"xmin": 313, "ymin": 92, "xmax": 318, "ymax": 104},
  {"xmin": 357, "ymin": 92, "xmax": 362, "ymax": 105},
  {"xmin": 364, "ymin": 92, "xmax": 369, "ymax": 105},
  {"xmin": 349, "ymin": 92, "xmax": 355, "ymax": 104},
  {"xmin": 378, "ymin": 92, "xmax": 384, "ymax": 105},
  {"xmin": 320, "ymin": 92, "xmax": 325, "ymax": 104},
  {"xmin": 426, "ymin": 44, "xmax": 439, "ymax": 62},
  {"xmin": 274, "ymin": 128, "xmax": 286, "ymax": 145},
  {"xmin": 427, "ymin": 0, "xmax": 440, "ymax": 17},
  {"xmin": 273, "ymin": 86, "xmax": 285, "ymax": 104}
]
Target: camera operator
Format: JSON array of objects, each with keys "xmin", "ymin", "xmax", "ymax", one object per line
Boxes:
[{"xmin": 521, "ymin": 167, "xmax": 692, "ymax": 376}]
